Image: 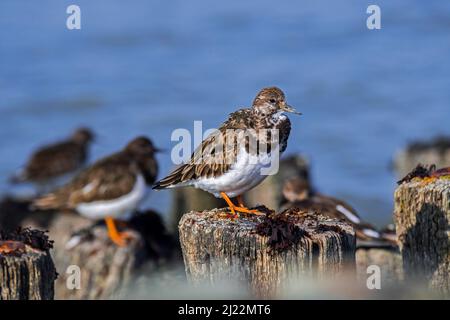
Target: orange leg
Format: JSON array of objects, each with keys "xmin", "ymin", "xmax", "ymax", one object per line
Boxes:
[
  {"xmin": 220, "ymin": 192, "xmax": 238, "ymax": 218},
  {"xmin": 220, "ymin": 192, "xmax": 262, "ymax": 216},
  {"xmin": 105, "ymin": 217, "xmax": 131, "ymax": 247}
]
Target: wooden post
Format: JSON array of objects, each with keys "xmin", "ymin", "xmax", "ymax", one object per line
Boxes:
[
  {"xmin": 0, "ymin": 228, "xmax": 57, "ymax": 300},
  {"xmin": 179, "ymin": 207, "xmax": 355, "ymax": 298},
  {"xmin": 393, "ymin": 136, "xmax": 450, "ymax": 178},
  {"xmin": 356, "ymin": 245, "xmax": 403, "ymax": 284},
  {"xmin": 55, "ymin": 210, "xmax": 178, "ymax": 299},
  {"xmin": 55, "ymin": 225, "xmax": 144, "ymax": 299},
  {"xmin": 394, "ymin": 178, "xmax": 450, "ymax": 294}
]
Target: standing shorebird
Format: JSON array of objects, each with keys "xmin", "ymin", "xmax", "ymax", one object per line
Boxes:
[
  {"xmin": 32, "ymin": 137, "xmax": 160, "ymax": 246},
  {"xmin": 281, "ymin": 177, "xmax": 382, "ymax": 242},
  {"xmin": 154, "ymin": 87, "xmax": 300, "ymax": 217},
  {"xmin": 10, "ymin": 127, "xmax": 95, "ymax": 190}
]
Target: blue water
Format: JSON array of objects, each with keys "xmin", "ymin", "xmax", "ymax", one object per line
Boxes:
[{"xmin": 1, "ymin": 1, "xmax": 450, "ymax": 226}]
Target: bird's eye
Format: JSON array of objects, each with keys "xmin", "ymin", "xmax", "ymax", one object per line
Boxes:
[{"xmin": 269, "ymin": 99, "xmax": 276, "ymax": 104}]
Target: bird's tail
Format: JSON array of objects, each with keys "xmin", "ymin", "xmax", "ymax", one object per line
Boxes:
[{"xmin": 152, "ymin": 165, "xmax": 187, "ymax": 190}]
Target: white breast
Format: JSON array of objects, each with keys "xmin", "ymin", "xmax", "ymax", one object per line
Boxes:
[
  {"xmin": 272, "ymin": 111, "xmax": 287, "ymax": 122},
  {"xmin": 76, "ymin": 174, "xmax": 147, "ymax": 220},
  {"xmin": 192, "ymin": 148, "xmax": 278, "ymax": 198}
]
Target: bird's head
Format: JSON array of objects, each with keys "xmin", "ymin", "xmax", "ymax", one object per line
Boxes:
[
  {"xmin": 125, "ymin": 136, "xmax": 161, "ymax": 184},
  {"xmin": 252, "ymin": 87, "xmax": 301, "ymax": 117},
  {"xmin": 125, "ymin": 136, "xmax": 161, "ymax": 158},
  {"xmin": 72, "ymin": 127, "xmax": 95, "ymax": 145},
  {"xmin": 282, "ymin": 176, "xmax": 310, "ymax": 202}
]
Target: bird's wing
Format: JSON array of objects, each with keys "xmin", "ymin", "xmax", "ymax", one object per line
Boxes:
[
  {"xmin": 33, "ymin": 153, "xmax": 137, "ymax": 210},
  {"xmin": 154, "ymin": 108, "xmax": 254, "ymax": 188},
  {"xmin": 308, "ymin": 194, "xmax": 361, "ymax": 225},
  {"xmin": 276, "ymin": 116, "xmax": 291, "ymax": 153}
]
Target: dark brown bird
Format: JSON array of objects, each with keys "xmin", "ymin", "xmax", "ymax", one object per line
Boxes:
[
  {"xmin": 32, "ymin": 136, "xmax": 160, "ymax": 246},
  {"xmin": 10, "ymin": 128, "xmax": 94, "ymax": 188},
  {"xmin": 281, "ymin": 177, "xmax": 382, "ymax": 242},
  {"xmin": 154, "ymin": 87, "xmax": 300, "ymax": 217}
]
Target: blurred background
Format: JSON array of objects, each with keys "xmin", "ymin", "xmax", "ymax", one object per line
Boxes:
[{"xmin": 1, "ymin": 0, "xmax": 449, "ymax": 228}]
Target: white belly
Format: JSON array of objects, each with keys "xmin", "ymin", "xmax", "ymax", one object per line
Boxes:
[
  {"xmin": 192, "ymin": 149, "xmax": 278, "ymax": 198},
  {"xmin": 76, "ymin": 175, "xmax": 147, "ymax": 220}
]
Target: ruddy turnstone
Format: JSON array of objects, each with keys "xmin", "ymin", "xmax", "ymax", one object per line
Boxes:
[
  {"xmin": 10, "ymin": 127, "xmax": 94, "ymax": 188},
  {"xmin": 281, "ymin": 177, "xmax": 382, "ymax": 241},
  {"xmin": 32, "ymin": 137, "xmax": 160, "ymax": 246},
  {"xmin": 154, "ymin": 87, "xmax": 300, "ymax": 217}
]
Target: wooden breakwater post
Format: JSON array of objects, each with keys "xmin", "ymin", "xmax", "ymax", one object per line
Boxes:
[
  {"xmin": 56, "ymin": 225, "xmax": 144, "ymax": 299},
  {"xmin": 0, "ymin": 228, "xmax": 57, "ymax": 300},
  {"xmin": 179, "ymin": 207, "xmax": 355, "ymax": 298},
  {"xmin": 355, "ymin": 226, "xmax": 403, "ymax": 285},
  {"xmin": 356, "ymin": 245, "xmax": 403, "ymax": 284},
  {"xmin": 393, "ymin": 136, "xmax": 450, "ymax": 179},
  {"xmin": 55, "ymin": 210, "xmax": 177, "ymax": 299},
  {"xmin": 394, "ymin": 173, "xmax": 450, "ymax": 294}
]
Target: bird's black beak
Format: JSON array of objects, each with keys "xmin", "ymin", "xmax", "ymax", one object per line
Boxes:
[{"xmin": 154, "ymin": 147, "xmax": 165, "ymax": 153}]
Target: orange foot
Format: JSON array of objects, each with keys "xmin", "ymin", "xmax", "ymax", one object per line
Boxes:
[
  {"xmin": 105, "ymin": 217, "xmax": 132, "ymax": 247},
  {"xmin": 219, "ymin": 192, "xmax": 264, "ymax": 218}
]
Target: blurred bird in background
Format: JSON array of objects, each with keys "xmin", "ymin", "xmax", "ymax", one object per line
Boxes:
[
  {"xmin": 10, "ymin": 127, "xmax": 95, "ymax": 194},
  {"xmin": 280, "ymin": 176, "xmax": 392, "ymax": 243},
  {"xmin": 32, "ymin": 136, "xmax": 160, "ymax": 247}
]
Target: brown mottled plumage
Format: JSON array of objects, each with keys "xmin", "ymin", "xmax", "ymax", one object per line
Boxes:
[
  {"xmin": 154, "ymin": 87, "xmax": 298, "ymax": 190},
  {"xmin": 10, "ymin": 127, "xmax": 94, "ymax": 184},
  {"xmin": 32, "ymin": 137, "xmax": 159, "ymax": 211},
  {"xmin": 154, "ymin": 87, "xmax": 300, "ymax": 218}
]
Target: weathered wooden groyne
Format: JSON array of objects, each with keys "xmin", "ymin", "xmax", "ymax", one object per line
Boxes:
[
  {"xmin": 0, "ymin": 228, "xmax": 57, "ymax": 300},
  {"xmin": 179, "ymin": 206, "xmax": 355, "ymax": 298},
  {"xmin": 394, "ymin": 166, "xmax": 450, "ymax": 295}
]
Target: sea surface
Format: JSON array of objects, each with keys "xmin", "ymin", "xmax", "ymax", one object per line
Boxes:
[{"xmin": 1, "ymin": 1, "xmax": 450, "ymax": 226}]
